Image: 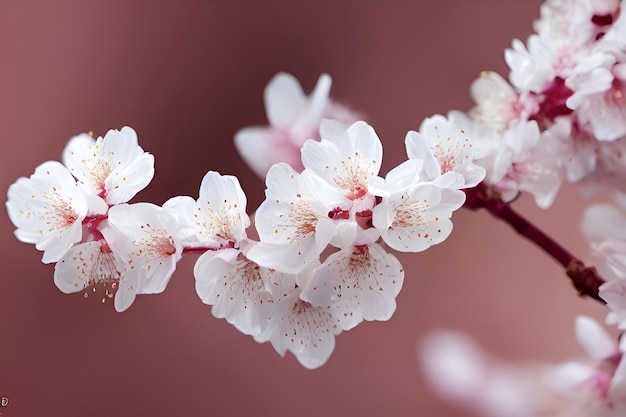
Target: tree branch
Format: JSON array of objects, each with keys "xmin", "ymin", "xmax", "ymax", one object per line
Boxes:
[{"xmin": 464, "ymin": 184, "xmax": 605, "ymax": 303}]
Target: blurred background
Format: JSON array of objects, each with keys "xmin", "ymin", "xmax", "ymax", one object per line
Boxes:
[{"xmin": 0, "ymin": 1, "xmax": 609, "ymax": 416}]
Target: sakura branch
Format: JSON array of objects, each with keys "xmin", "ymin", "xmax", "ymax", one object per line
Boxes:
[
  {"xmin": 6, "ymin": 86, "xmax": 480, "ymax": 368},
  {"xmin": 8, "ymin": 6, "xmax": 626, "ymax": 409},
  {"xmin": 464, "ymin": 182, "xmax": 606, "ymax": 303}
]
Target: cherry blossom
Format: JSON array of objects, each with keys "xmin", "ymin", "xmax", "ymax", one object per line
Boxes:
[
  {"xmin": 469, "ymin": 71, "xmax": 537, "ymax": 134},
  {"xmin": 405, "ymin": 113, "xmax": 486, "ymax": 189},
  {"xmin": 299, "ymin": 243, "xmax": 404, "ymax": 331},
  {"xmin": 582, "ymin": 194, "xmax": 626, "ymax": 273},
  {"xmin": 534, "ymin": 0, "xmax": 620, "ymax": 47},
  {"xmin": 467, "ymin": 110, "xmax": 561, "ymax": 208},
  {"xmin": 193, "ymin": 248, "xmax": 278, "ymax": 336},
  {"xmin": 299, "ymin": 120, "xmax": 385, "ymax": 247},
  {"xmin": 420, "ymin": 317, "xmax": 626, "ymax": 417},
  {"xmin": 163, "ymin": 171, "xmax": 249, "ymax": 250},
  {"xmin": 53, "ymin": 239, "xmax": 124, "ymax": 299},
  {"xmin": 62, "ymin": 126, "xmax": 154, "ymax": 205},
  {"xmin": 165, "ymin": 170, "xmax": 275, "ymax": 336},
  {"xmin": 11, "ymin": 0, "xmax": 626, "ymax": 381},
  {"xmin": 250, "ymin": 121, "xmax": 388, "ymax": 273},
  {"xmin": 234, "ymin": 72, "xmax": 358, "ymax": 178},
  {"xmin": 581, "ymin": 194, "xmax": 626, "ymax": 331},
  {"xmin": 100, "ymin": 203, "xmax": 182, "ymax": 312},
  {"xmin": 459, "ymin": 0, "xmax": 626, "ymax": 202},
  {"xmin": 6, "ymin": 161, "xmax": 106, "ymax": 263},
  {"xmin": 253, "ymin": 266, "xmax": 343, "ymax": 370},
  {"xmin": 372, "ymin": 180, "xmax": 465, "ymax": 252},
  {"xmin": 246, "ymin": 163, "xmax": 340, "ymax": 274}
]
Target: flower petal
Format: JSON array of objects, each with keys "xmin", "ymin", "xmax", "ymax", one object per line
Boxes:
[
  {"xmin": 54, "ymin": 240, "xmax": 123, "ymax": 294},
  {"xmin": 264, "ymin": 72, "xmax": 307, "ymax": 129},
  {"xmin": 194, "ymin": 249, "xmax": 276, "ymax": 336},
  {"xmin": 6, "ymin": 161, "xmax": 88, "ymax": 263},
  {"xmin": 373, "ymin": 183, "xmax": 465, "ymax": 252},
  {"xmin": 254, "ymin": 285, "xmax": 341, "ymax": 370},
  {"xmin": 300, "ymin": 243, "xmax": 404, "ymax": 330}
]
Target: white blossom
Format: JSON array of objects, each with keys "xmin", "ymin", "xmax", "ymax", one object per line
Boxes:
[
  {"xmin": 163, "ymin": 171, "xmax": 249, "ymax": 250},
  {"xmin": 246, "ymin": 163, "xmax": 340, "ymax": 274},
  {"xmin": 405, "ymin": 113, "xmax": 486, "ymax": 189},
  {"xmin": 254, "ymin": 271, "xmax": 342, "ymax": 370},
  {"xmin": 62, "ymin": 126, "xmax": 154, "ymax": 205},
  {"xmin": 234, "ymin": 72, "xmax": 358, "ymax": 178},
  {"xmin": 100, "ymin": 203, "xmax": 182, "ymax": 312},
  {"xmin": 299, "ymin": 243, "xmax": 404, "ymax": 331},
  {"xmin": 54, "ymin": 239, "xmax": 124, "ymax": 296},
  {"xmin": 372, "ymin": 181, "xmax": 465, "ymax": 252},
  {"xmin": 6, "ymin": 161, "xmax": 105, "ymax": 263},
  {"xmin": 193, "ymin": 247, "xmax": 278, "ymax": 336},
  {"xmin": 420, "ymin": 317, "xmax": 626, "ymax": 417}
]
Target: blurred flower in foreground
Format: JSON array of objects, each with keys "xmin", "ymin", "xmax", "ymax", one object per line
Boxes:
[
  {"xmin": 420, "ymin": 316, "xmax": 625, "ymax": 417},
  {"xmin": 234, "ymin": 72, "xmax": 359, "ymax": 178}
]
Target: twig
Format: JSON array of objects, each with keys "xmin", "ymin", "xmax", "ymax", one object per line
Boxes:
[{"xmin": 464, "ymin": 183, "xmax": 605, "ymax": 303}]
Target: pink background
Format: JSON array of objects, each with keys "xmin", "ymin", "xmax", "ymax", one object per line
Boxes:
[{"xmin": 0, "ymin": 1, "xmax": 609, "ymax": 416}]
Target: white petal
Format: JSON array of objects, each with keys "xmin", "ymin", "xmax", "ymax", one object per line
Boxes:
[
  {"xmin": 6, "ymin": 161, "xmax": 88, "ymax": 263},
  {"xmin": 198, "ymin": 171, "xmax": 249, "ymax": 244},
  {"xmin": 194, "ymin": 249, "xmax": 276, "ymax": 336},
  {"xmin": 292, "ymin": 73, "xmax": 331, "ymax": 138},
  {"xmin": 249, "ymin": 164, "xmax": 334, "ymax": 272},
  {"xmin": 62, "ymin": 133, "xmax": 98, "ymax": 190},
  {"xmin": 582, "ymin": 203, "xmax": 626, "ymax": 242},
  {"xmin": 373, "ymin": 183, "xmax": 465, "ymax": 252},
  {"xmin": 246, "ymin": 240, "xmax": 322, "ymax": 274},
  {"xmin": 78, "ymin": 183, "xmax": 108, "ymax": 216},
  {"xmin": 600, "ymin": 279, "xmax": 626, "ymax": 311},
  {"xmin": 254, "ymin": 286, "xmax": 341, "ymax": 370},
  {"xmin": 105, "ymin": 152, "xmax": 154, "ymax": 205},
  {"xmin": 114, "ymin": 268, "xmax": 140, "ymax": 312},
  {"xmin": 319, "ymin": 118, "xmax": 349, "ymax": 146},
  {"xmin": 609, "ymin": 352, "xmax": 626, "ymax": 407},
  {"xmin": 302, "ymin": 121, "xmax": 382, "ymax": 194},
  {"xmin": 234, "ymin": 126, "xmax": 302, "ymax": 178},
  {"xmin": 300, "ymin": 243, "xmax": 404, "ymax": 331},
  {"xmin": 163, "ymin": 195, "xmax": 216, "ymax": 248},
  {"xmin": 575, "ymin": 315, "xmax": 617, "ymax": 360},
  {"xmin": 379, "ymin": 159, "xmax": 425, "ymax": 195},
  {"xmin": 419, "ymin": 331, "xmax": 487, "ymax": 402},
  {"xmin": 405, "ymin": 130, "xmax": 441, "ymax": 180},
  {"xmin": 102, "ymin": 203, "xmax": 182, "ymax": 295},
  {"xmin": 264, "ymin": 72, "xmax": 307, "ymax": 128},
  {"xmin": 62, "ymin": 127, "xmax": 154, "ymax": 204},
  {"xmin": 102, "ymin": 127, "xmax": 154, "ymax": 204},
  {"xmin": 54, "ymin": 240, "xmax": 123, "ymax": 294}
]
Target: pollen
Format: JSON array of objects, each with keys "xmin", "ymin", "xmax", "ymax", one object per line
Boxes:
[{"xmin": 132, "ymin": 227, "xmax": 177, "ymax": 264}]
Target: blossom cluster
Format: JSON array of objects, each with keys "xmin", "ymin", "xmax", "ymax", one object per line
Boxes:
[
  {"xmin": 449, "ymin": 0, "xmax": 626, "ymax": 208},
  {"xmin": 520, "ymin": 0, "xmax": 626, "ymax": 374},
  {"xmin": 6, "ymin": 73, "xmax": 486, "ymax": 368},
  {"xmin": 11, "ymin": 5, "xmax": 626, "ymax": 415},
  {"xmin": 413, "ymin": 0, "xmax": 626, "ymax": 414}
]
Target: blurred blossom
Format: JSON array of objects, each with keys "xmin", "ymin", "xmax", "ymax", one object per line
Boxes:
[
  {"xmin": 234, "ymin": 72, "xmax": 359, "ymax": 178},
  {"xmin": 420, "ymin": 316, "xmax": 625, "ymax": 417}
]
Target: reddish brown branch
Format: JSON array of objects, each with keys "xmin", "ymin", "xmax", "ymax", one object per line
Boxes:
[{"xmin": 464, "ymin": 183, "xmax": 605, "ymax": 303}]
